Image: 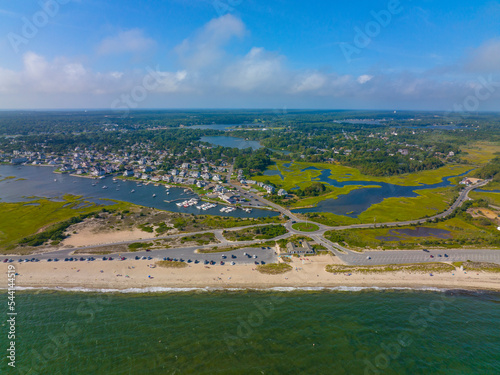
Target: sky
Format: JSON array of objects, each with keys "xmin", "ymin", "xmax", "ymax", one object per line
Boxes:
[{"xmin": 1, "ymin": 0, "xmax": 500, "ymax": 111}]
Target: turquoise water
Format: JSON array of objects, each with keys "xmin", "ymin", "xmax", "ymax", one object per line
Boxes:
[{"xmin": 1, "ymin": 290, "xmax": 499, "ymax": 374}]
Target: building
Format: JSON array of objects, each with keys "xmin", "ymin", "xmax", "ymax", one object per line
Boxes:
[
  {"xmin": 123, "ymin": 170, "xmax": 134, "ymax": 177},
  {"xmin": 285, "ymin": 241, "xmax": 314, "ymax": 255}
]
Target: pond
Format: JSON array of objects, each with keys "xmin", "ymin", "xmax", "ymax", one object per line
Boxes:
[
  {"xmin": 376, "ymin": 227, "xmax": 452, "ymax": 241},
  {"xmin": 200, "ymin": 136, "xmax": 263, "ymax": 150}
]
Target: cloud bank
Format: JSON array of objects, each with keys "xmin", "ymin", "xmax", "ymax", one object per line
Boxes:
[{"xmin": 1, "ymin": 15, "xmax": 500, "ymax": 110}]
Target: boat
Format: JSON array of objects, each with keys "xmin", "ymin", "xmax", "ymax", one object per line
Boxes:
[
  {"xmin": 131, "ymin": 189, "xmax": 135, "ymax": 193},
  {"xmin": 152, "ymin": 194, "xmax": 156, "ymax": 197},
  {"xmin": 166, "ymin": 192, "xmax": 170, "ymax": 195},
  {"xmin": 102, "ymin": 185, "xmax": 108, "ymax": 189},
  {"xmin": 54, "ymin": 178, "xmax": 57, "ymax": 182}
]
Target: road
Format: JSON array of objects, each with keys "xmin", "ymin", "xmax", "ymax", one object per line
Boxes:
[{"xmin": 2, "ymin": 177, "xmax": 498, "ymax": 268}]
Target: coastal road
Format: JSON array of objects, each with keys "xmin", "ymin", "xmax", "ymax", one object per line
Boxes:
[
  {"xmin": 3, "ymin": 245, "xmax": 278, "ymax": 265},
  {"xmin": 338, "ymin": 248, "xmax": 500, "ymax": 266}
]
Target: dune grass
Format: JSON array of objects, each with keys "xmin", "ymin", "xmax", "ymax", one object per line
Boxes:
[
  {"xmin": 325, "ymin": 263, "xmax": 455, "ymax": 274},
  {"xmin": 256, "ymin": 263, "xmax": 292, "ymax": 274},
  {"xmin": 156, "ymin": 260, "xmax": 188, "ymax": 268}
]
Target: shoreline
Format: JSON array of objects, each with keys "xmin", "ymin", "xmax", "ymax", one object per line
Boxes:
[{"xmin": 4, "ymin": 256, "xmax": 500, "ymax": 293}]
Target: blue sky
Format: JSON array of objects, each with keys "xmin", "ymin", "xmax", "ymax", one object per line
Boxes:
[{"xmin": 1, "ymin": 0, "xmax": 500, "ymax": 110}]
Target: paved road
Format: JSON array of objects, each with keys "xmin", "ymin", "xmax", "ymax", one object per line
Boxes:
[
  {"xmin": 3, "ymin": 176, "xmax": 498, "ymax": 268},
  {"xmin": 2, "ymin": 246, "xmax": 278, "ymax": 265},
  {"xmin": 339, "ymin": 248, "xmax": 500, "ymax": 266}
]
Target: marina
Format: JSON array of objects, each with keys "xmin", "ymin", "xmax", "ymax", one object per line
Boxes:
[{"xmin": 0, "ymin": 165, "xmax": 279, "ymax": 219}]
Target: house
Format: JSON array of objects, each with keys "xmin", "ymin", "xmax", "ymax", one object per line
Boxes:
[
  {"xmin": 278, "ymin": 189, "xmax": 288, "ymax": 197},
  {"xmin": 285, "ymin": 241, "xmax": 314, "ymax": 254},
  {"xmin": 264, "ymin": 185, "xmax": 275, "ymax": 194}
]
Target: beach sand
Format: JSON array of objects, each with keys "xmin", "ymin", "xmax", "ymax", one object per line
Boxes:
[
  {"xmin": 61, "ymin": 227, "xmax": 158, "ymax": 247},
  {"xmin": 3, "ymin": 256, "xmax": 500, "ymax": 292}
]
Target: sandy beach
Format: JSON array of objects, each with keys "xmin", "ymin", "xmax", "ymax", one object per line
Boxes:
[
  {"xmin": 3, "ymin": 255, "xmax": 500, "ymax": 292},
  {"xmin": 61, "ymin": 227, "xmax": 159, "ymax": 248}
]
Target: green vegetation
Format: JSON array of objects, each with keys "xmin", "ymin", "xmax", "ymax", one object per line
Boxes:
[
  {"xmin": 457, "ymin": 261, "xmax": 500, "ymax": 273},
  {"xmin": 223, "ymin": 225, "xmax": 287, "ymax": 241},
  {"xmin": 180, "ymin": 233, "xmax": 217, "ymax": 245},
  {"xmin": 138, "ymin": 224, "xmax": 154, "ymax": 233},
  {"xmin": 325, "ymin": 263, "xmax": 455, "ymax": 274},
  {"xmin": 0, "ymin": 195, "xmax": 115, "ymax": 251},
  {"xmin": 234, "ymin": 149, "xmax": 272, "ymax": 173},
  {"xmin": 128, "ymin": 242, "xmax": 153, "ymax": 250},
  {"xmin": 324, "ymin": 200, "xmax": 500, "ymax": 250},
  {"xmin": 471, "ymin": 157, "xmax": 500, "ymax": 182},
  {"xmin": 469, "ymin": 191, "xmax": 500, "ymax": 207},
  {"xmin": 256, "ymin": 263, "xmax": 292, "ymax": 274},
  {"xmin": 292, "ymin": 222, "xmax": 320, "ymax": 232},
  {"xmin": 156, "ymin": 261, "xmax": 188, "ymax": 268}
]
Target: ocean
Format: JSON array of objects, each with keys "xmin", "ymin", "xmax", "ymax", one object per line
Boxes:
[{"xmin": 1, "ymin": 289, "xmax": 499, "ymax": 374}]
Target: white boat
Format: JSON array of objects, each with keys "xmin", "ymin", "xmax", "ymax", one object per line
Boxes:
[
  {"xmin": 102, "ymin": 186, "xmax": 108, "ymax": 189},
  {"xmin": 152, "ymin": 194, "xmax": 156, "ymax": 197},
  {"xmin": 131, "ymin": 189, "xmax": 135, "ymax": 193}
]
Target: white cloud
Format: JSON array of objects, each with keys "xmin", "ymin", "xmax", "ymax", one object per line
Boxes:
[
  {"xmin": 221, "ymin": 48, "xmax": 287, "ymax": 92},
  {"xmin": 465, "ymin": 38, "xmax": 500, "ymax": 72},
  {"xmin": 97, "ymin": 29, "xmax": 156, "ymax": 55},
  {"xmin": 3, "ymin": 16, "xmax": 500, "ymax": 110},
  {"xmin": 357, "ymin": 74, "xmax": 373, "ymax": 84},
  {"xmin": 175, "ymin": 14, "xmax": 246, "ymax": 70}
]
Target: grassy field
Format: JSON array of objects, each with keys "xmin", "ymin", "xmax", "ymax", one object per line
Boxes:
[
  {"xmin": 0, "ymin": 195, "xmax": 122, "ymax": 251},
  {"xmin": 461, "ymin": 142, "xmax": 500, "ymax": 164},
  {"xmin": 325, "ymin": 263, "xmax": 455, "ymax": 274},
  {"xmin": 358, "ymin": 187, "xmax": 459, "ymax": 223},
  {"xmin": 324, "ymin": 216, "xmax": 500, "ymax": 250},
  {"xmin": 469, "ymin": 191, "xmax": 500, "ymax": 206},
  {"xmin": 291, "ymin": 222, "xmax": 320, "ymax": 232}
]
